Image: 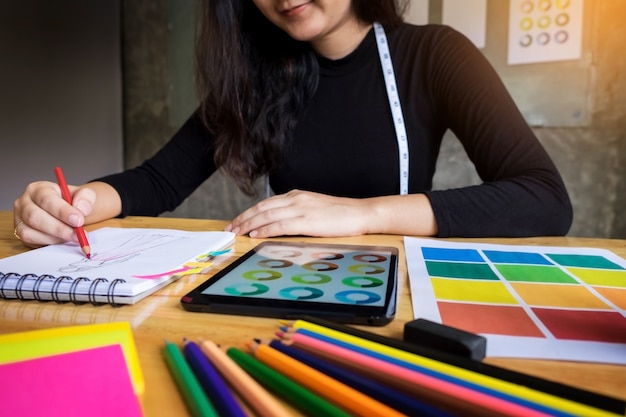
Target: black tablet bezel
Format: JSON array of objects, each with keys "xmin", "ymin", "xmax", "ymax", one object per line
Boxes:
[{"xmin": 180, "ymin": 241, "xmax": 398, "ymax": 326}]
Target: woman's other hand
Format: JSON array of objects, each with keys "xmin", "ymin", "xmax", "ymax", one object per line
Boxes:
[{"xmin": 226, "ymin": 189, "xmax": 437, "ymax": 238}]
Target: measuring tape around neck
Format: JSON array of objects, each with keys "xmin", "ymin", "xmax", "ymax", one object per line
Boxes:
[
  {"xmin": 265, "ymin": 23, "xmax": 409, "ymax": 198},
  {"xmin": 374, "ymin": 22, "xmax": 409, "ymax": 196}
]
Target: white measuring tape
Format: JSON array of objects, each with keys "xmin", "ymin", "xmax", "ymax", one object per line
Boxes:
[
  {"xmin": 374, "ymin": 22, "xmax": 409, "ymax": 196},
  {"xmin": 265, "ymin": 23, "xmax": 409, "ymax": 198}
]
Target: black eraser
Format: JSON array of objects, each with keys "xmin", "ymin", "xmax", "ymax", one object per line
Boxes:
[{"xmin": 403, "ymin": 318, "xmax": 487, "ymax": 361}]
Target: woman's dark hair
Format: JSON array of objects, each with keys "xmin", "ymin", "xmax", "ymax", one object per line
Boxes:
[{"xmin": 195, "ymin": 0, "xmax": 408, "ymax": 195}]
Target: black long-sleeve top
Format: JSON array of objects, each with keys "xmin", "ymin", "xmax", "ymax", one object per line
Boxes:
[{"xmin": 98, "ymin": 24, "xmax": 573, "ymax": 237}]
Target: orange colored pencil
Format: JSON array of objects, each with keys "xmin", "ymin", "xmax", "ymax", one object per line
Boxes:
[
  {"xmin": 54, "ymin": 166, "xmax": 91, "ymax": 258},
  {"xmin": 198, "ymin": 340, "xmax": 292, "ymax": 417},
  {"xmin": 249, "ymin": 341, "xmax": 405, "ymax": 417}
]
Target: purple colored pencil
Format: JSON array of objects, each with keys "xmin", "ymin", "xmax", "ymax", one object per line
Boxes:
[{"xmin": 183, "ymin": 339, "xmax": 247, "ymax": 417}]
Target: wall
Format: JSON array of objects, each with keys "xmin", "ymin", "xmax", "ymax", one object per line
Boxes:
[
  {"xmin": 431, "ymin": 1, "xmax": 626, "ymax": 238},
  {"xmin": 123, "ymin": 0, "xmax": 626, "ymax": 237},
  {"xmin": 0, "ymin": 0, "xmax": 123, "ymax": 210},
  {"xmin": 591, "ymin": 1, "xmax": 626, "ymax": 238},
  {"xmin": 122, "ymin": 0, "xmax": 264, "ymax": 222}
]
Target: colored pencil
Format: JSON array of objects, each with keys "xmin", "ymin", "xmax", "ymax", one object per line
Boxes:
[
  {"xmin": 183, "ymin": 340, "xmax": 246, "ymax": 417},
  {"xmin": 278, "ymin": 328, "xmax": 572, "ymax": 417},
  {"xmin": 281, "ymin": 331, "xmax": 553, "ymax": 417},
  {"xmin": 267, "ymin": 338, "xmax": 454, "ymax": 417},
  {"xmin": 226, "ymin": 346, "xmax": 351, "ymax": 417},
  {"xmin": 54, "ymin": 166, "xmax": 91, "ymax": 258},
  {"xmin": 284, "ymin": 316, "xmax": 625, "ymax": 414},
  {"xmin": 197, "ymin": 339, "xmax": 292, "ymax": 417},
  {"xmin": 248, "ymin": 341, "xmax": 406, "ymax": 417},
  {"xmin": 162, "ymin": 339, "xmax": 218, "ymax": 417},
  {"xmin": 281, "ymin": 318, "xmax": 621, "ymax": 417}
]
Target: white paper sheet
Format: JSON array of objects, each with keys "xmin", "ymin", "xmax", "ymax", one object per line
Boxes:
[{"xmin": 404, "ymin": 237, "xmax": 626, "ymax": 365}]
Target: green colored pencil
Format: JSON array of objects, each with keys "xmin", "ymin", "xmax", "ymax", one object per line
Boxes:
[
  {"xmin": 227, "ymin": 346, "xmax": 351, "ymax": 417},
  {"xmin": 163, "ymin": 340, "xmax": 218, "ymax": 417}
]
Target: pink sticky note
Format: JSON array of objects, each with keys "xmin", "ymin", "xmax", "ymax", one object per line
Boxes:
[{"xmin": 0, "ymin": 344, "xmax": 143, "ymax": 417}]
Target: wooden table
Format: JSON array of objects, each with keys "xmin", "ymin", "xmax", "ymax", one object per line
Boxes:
[{"xmin": 1, "ymin": 211, "xmax": 625, "ymax": 416}]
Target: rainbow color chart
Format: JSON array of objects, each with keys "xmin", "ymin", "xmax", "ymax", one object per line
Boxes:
[
  {"xmin": 508, "ymin": 0, "xmax": 584, "ymax": 65},
  {"xmin": 404, "ymin": 237, "xmax": 626, "ymax": 364}
]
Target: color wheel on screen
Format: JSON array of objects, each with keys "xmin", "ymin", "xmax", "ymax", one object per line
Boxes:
[
  {"xmin": 200, "ymin": 244, "xmax": 393, "ymax": 307},
  {"xmin": 404, "ymin": 237, "xmax": 626, "ymax": 365}
]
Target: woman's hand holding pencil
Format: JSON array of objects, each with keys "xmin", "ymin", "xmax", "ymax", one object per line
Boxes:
[{"xmin": 54, "ymin": 167, "xmax": 91, "ymax": 258}]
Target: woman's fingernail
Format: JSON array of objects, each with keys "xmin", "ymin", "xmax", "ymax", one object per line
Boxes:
[
  {"xmin": 68, "ymin": 214, "xmax": 83, "ymax": 227},
  {"xmin": 249, "ymin": 230, "xmax": 258, "ymax": 238},
  {"xmin": 224, "ymin": 223, "xmax": 232, "ymax": 231},
  {"xmin": 76, "ymin": 200, "xmax": 92, "ymax": 215}
]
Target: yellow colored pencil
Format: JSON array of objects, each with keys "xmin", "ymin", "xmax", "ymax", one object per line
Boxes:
[
  {"xmin": 282, "ymin": 320, "xmax": 619, "ymax": 417},
  {"xmin": 249, "ymin": 342, "xmax": 406, "ymax": 417}
]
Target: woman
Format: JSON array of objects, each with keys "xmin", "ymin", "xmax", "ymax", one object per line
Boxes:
[{"xmin": 13, "ymin": 0, "xmax": 572, "ymax": 247}]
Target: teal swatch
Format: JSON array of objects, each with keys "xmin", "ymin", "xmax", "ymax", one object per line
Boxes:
[{"xmin": 425, "ymin": 261, "xmax": 498, "ymax": 280}]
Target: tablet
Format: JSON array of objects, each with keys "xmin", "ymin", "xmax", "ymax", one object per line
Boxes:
[{"xmin": 181, "ymin": 241, "xmax": 399, "ymax": 325}]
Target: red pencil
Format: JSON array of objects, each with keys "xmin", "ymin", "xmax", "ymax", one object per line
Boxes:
[{"xmin": 54, "ymin": 166, "xmax": 91, "ymax": 258}]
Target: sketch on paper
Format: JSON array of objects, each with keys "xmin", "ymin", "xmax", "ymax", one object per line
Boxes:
[{"xmin": 58, "ymin": 234, "xmax": 188, "ymax": 273}]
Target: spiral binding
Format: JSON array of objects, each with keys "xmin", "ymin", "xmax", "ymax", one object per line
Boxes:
[
  {"xmin": 15, "ymin": 273, "xmax": 37, "ymax": 300},
  {"xmin": 107, "ymin": 279, "xmax": 126, "ymax": 306},
  {"xmin": 33, "ymin": 274, "xmax": 55, "ymax": 301},
  {"xmin": 88, "ymin": 278, "xmax": 107, "ymax": 305},
  {"xmin": 0, "ymin": 272, "xmax": 19, "ymax": 298},
  {"xmin": 0, "ymin": 272, "xmax": 128, "ymax": 306},
  {"xmin": 52, "ymin": 276, "xmax": 72, "ymax": 303}
]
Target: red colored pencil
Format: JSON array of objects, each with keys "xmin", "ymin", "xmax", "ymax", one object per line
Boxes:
[
  {"xmin": 282, "ymin": 331, "xmax": 551, "ymax": 417},
  {"xmin": 54, "ymin": 166, "xmax": 91, "ymax": 258}
]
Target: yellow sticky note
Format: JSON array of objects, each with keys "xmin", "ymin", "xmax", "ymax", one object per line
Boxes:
[{"xmin": 0, "ymin": 322, "xmax": 144, "ymax": 395}]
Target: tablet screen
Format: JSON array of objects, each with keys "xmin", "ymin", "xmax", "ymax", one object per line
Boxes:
[
  {"xmin": 200, "ymin": 242, "xmax": 394, "ymax": 306},
  {"xmin": 181, "ymin": 241, "xmax": 399, "ymax": 325}
]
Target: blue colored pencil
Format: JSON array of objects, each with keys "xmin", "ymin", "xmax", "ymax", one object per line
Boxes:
[
  {"xmin": 267, "ymin": 339, "xmax": 453, "ymax": 417},
  {"xmin": 163, "ymin": 339, "xmax": 218, "ymax": 417},
  {"xmin": 282, "ymin": 328, "xmax": 572, "ymax": 417},
  {"xmin": 284, "ymin": 316, "xmax": 624, "ymax": 415},
  {"xmin": 183, "ymin": 339, "xmax": 247, "ymax": 417}
]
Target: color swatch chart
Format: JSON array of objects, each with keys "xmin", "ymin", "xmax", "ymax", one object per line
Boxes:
[
  {"xmin": 508, "ymin": 0, "xmax": 583, "ymax": 64},
  {"xmin": 404, "ymin": 237, "xmax": 626, "ymax": 364}
]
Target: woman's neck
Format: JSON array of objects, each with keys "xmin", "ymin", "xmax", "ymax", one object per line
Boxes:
[{"xmin": 311, "ymin": 20, "xmax": 372, "ymax": 60}]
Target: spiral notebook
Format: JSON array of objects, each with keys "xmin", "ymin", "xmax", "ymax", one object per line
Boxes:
[{"xmin": 0, "ymin": 227, "xmax": 235, "ymax": 305}]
